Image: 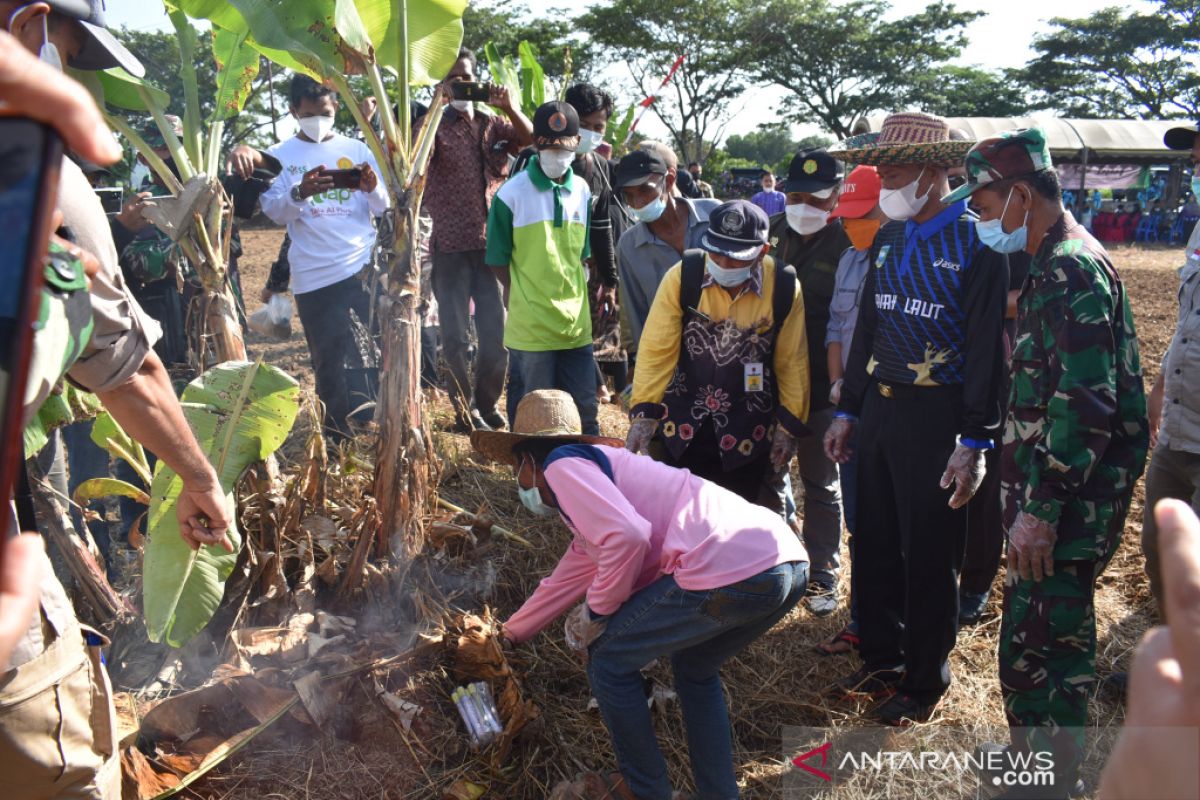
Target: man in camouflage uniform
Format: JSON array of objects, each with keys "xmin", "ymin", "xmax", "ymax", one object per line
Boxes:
[{"xmin": 944, "ymin": 129, "xmax": 1149, "ymax": 798}]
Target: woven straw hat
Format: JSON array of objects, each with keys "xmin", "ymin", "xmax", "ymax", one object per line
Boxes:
[
  {"xmin": 829, "ymin": 112, "xmax": 975, "ymax": 168},
  {"xmin": 471, "ymin": 390, "xmax": 623, "ymax": 464}
]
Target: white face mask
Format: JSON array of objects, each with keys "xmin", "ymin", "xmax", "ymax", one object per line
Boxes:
[
  {"xmin": 705, "ymin": 254, "xmax": 755, "ymax": 287},
  {"xmin": 577, "ymin": 129, "xmax": 604, "ymax": 155},
  {"xmin": 878, "ymin": 167, "xmax": 930, "ymax": 221},
  {"xmin": 785, "ymin": 203, "xmax": 830, "ymax": 235},
  {"xmin": 539, "ymin": 149, "xmax": 575, "ymax": 180},
  {"xmin": 297, "ymin": 114, "xmax": 335, "ymax": 142},
  {"xmin": 450, "ymin": 99, "xmax": 472, "ymax": 113},
  {"xmin": 37, "ymin": 15, "xmax": 61, "ymax": 71},
  {"xmin": 518, "ymin": 485, "xmax": 556, "ymax": 517}
]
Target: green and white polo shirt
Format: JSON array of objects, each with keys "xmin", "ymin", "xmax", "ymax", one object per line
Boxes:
[{"xmin": 486, "ymin": 155, "xmax": 592, "ymax": 352}]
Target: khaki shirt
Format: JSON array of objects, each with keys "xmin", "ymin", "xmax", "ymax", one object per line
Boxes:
[
  {"xmin": 8, "ymin": 160, "xmax": 161, "ymax": 671},
  {"xmin": 57, "ymin": 158, "xmax": 161, "ymax": 395},
  {"xmin": 1161, "ymin": 220, "xmax": 1200, "ymax": 454}
]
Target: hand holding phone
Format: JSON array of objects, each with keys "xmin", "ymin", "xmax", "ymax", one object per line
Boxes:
[
  {"xmin": 450, "ymin": 81, "xmax": 492, "ymax": 103},
  {"xmin": 322, "ymin": 167, "xmax": 362, "ymax": 190}
]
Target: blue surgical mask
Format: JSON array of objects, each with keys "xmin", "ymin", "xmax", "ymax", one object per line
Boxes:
[
  {"xmin": 705, "ymin": 254, "xmax": 754, "ymax": 287},
  {"xmin": 977, "ymin": 187, "xmax": 1029, "ymax": 254},
  {"xmin": 629, "ymin": 193, "xmax": 666, "ymax": 223},
  {"xmin": 518, "ymin": 485, "xmax": 556, "ymax": 517},
  {"xmin": 1191, "ymin": 176, "xmax": 1200, "ymax": 199}
]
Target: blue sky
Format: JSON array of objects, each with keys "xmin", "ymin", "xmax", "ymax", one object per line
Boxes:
[{"xmin": 101, "ymin": 0, "xmax": 1154, "ymax": 142}]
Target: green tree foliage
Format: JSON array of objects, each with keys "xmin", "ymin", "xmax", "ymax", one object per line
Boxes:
[
  {"xmin": 463, "ymin": 0, "xmax": 594, "ymax": 85},
  {"xmin": 1014, "ymin": 0, "xmax": 1199, "ymax": 119},
  {"xmin": 746, "ymin": 0, "xmax": 980, "ymax": 137},
  {"xmin": 911, "ymin": 66, "xmax": 1029, "ymax": 119},
  {"xmin": 114, "ymin": 25, "xmax": 281, "ymax": 151},
  {"xmin": 578, "ymin": 0, "xmax": 763, "ymax": 163},
  {"xmin": 723, "ymin": 123, "xmax": 829, "ymax": 168}
]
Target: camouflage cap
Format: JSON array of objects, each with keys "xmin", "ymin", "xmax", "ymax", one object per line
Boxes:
[
  {"xmin": 141, "ymin": 115, "xmax": 184, "ymax": 149},
  {"xmin": 942, "ymin": 127, "xmax": 1053, "ymax": 204}
]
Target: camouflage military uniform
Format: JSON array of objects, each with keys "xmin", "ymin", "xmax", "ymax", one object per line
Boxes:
[
  {"xmin": 998, "ymin": 211, "xmax": 1148, "ymax": 781},
  {"xmin": 944, "ymin": 128, "xmax": 1149, "ymax": 788}
]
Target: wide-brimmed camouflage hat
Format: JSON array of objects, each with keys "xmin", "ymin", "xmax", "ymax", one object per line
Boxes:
[
  {"xmin": 941, "ymin": 127, "xmax": 1053, "ymax": 204},
  {"xmin": 829, "ymin": 112, "xmax": 974, "ymax": 168}
]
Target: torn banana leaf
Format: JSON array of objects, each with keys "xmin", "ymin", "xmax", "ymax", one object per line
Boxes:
[{"xmin": 143, "ymin": 360, "xmax": 299, "ymax": 647}]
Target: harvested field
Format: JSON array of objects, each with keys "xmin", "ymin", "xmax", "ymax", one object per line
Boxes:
[{"xmin": 163, "ymin": 227, "xmax": 1184, "ymax": 799}]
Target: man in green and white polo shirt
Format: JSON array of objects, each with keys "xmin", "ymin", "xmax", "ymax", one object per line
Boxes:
[{"xmin": 487, "ymin": 100, "xmax": 597, "ymax": 434}]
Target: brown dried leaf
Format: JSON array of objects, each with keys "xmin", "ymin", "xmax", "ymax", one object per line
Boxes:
[{"xmin": 121, "ymin": 746, "xmax": 180, "ymax": 800}]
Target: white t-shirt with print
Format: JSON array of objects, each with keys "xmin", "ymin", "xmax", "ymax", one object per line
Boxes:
[{"xmin": 261, "ymin": 133, "xmax": 390, "ymax": 294}]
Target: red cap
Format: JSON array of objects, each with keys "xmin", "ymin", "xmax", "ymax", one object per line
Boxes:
[{"xmin": 829, "ymin": 165, "xmax": 881, "ymax": 220}]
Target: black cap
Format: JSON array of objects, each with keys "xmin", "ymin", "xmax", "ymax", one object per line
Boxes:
[
  {"xmin": 701, "ymin": 200, "xmax": 770, "ymax": 260},
  {"xmin": 1165, "ymin": 121, "xmax": 1200, "ymax": 151},
  {"xmin": 783, "ymin": 148, "xmax": 843, "ymax": 194},
  {"xmin": 532, "ymin": 101, "xmax": 580, "ymax": 148},
  {"xmin": 615, "ymin": 149, "xmax": 669, "ymax": 189},
  {"xmin": 46, "ymin": 0, "xmax": 145, "ymax": 76}
]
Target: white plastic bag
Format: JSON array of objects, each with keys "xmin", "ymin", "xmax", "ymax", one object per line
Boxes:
[{"xmin": 247, "ymin": 292, "xmax": 292, "ymax": 340}]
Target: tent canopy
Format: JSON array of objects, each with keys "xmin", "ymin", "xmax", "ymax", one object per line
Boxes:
[{"xmin": 852, "ymin": 115, "xmax": 1192, "ymax": 165}]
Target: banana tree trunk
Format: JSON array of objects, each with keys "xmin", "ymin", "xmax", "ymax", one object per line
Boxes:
[
  {"xmin": 196, "ymin": 287, "xmax": 247, "ymax": 366},
  {"xmin": 373, "ymin": 198, "xmax": 435, "ymax": 560}
]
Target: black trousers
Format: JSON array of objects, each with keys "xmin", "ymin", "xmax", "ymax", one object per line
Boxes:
[
  {"xmin": 855, "ymin": 383, "xmax": 969, "ymax": 704},
  {"xmin": 294, "ymin": 274, "xmax": 374, "ymax": 441},
  {"xmin": 961, "ymin": 445, "xmax": 1004, "ymax": 595}
]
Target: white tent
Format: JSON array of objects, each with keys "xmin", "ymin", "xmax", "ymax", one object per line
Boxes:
[{"xmin": 851, "ymin": 116, "xmax": 1192, "ymax": 165}]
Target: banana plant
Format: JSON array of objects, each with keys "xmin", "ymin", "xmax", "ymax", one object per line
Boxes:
[
  {"xmin": 144, "ymin": 360, "xmax": 299, "ymax": 647},
  {"xmin": 483, "ymin": 40, "xmax": 548, "ymax": 119},
  {"xmin": 606, "ymin": 104, "xmax": 638, "ymax": 157},
  {"xmin": 73, "ymin": 4, "xmax": 262, "ymax": 369},
  {"xmin": 176, "ymin": 0, "xmax": 467, "ymax": 560}
]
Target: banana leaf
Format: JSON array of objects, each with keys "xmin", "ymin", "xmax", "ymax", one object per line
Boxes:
[
  {"xmin": 74, "ymin": 478, "xmax": 151, "ymax": 508},
  {"xmin": 606, "ymin": 103, "xmax": 637, "ymax": 151},
  {"xmin": 367, "ymin": 0, "xmax": 467, "ymax": 85},
  {"xmin": 143, "ymin": 361, "xmax": 299, "ymax": 647},
  {"xmin": 517, "ymin": 41, "xmax": 545, "ymax": 117},
  {"xmin": 483, "ymin": 42, "xmax": 521, "ymax": 109},
  {"xmin": 209, "ymin": 26, "xmax": 261, "ymax": 122},
  {"xmin": 23, "ymin": 385, "xmax": 104, "ymax": 457},
  {"xmin": 91, "ymin": 411, "xmax": 151, "ymax": 487},
  {"xmin": 71, "ymin": 67, "xmax": 172, "ymax": 113}
]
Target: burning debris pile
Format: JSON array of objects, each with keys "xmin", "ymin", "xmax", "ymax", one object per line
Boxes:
[{"xmin": 104, "ymin": 413, "xmax": 549, "ymax": 800}]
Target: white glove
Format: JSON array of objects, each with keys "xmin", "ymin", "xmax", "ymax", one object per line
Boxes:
[
  {"xmin": 939, "ymin": 441, "xmax": 986, "ymax": 509},
  {"xmin": 769, "ymin": 426, "xmax": 798, "ymax": 471},
  {"xmin": 625, "ymin": 417, "xmax": 658, "ymax": 454},
  {"xmin": 828, "ymin": 378, "xmax": 843, "ymax": 406},
  {"xmin": 823, "ymin": 416, "xmax": 855, "ymax": 464},
  {"xmin": 563, "ymin": 603, "xmax": 608, "ymax": 654},
  {"xmin": 1007, "ymin": 511, "xmax": 1058, "ymax": 582}
]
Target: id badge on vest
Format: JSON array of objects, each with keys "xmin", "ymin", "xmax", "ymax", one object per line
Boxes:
[{"xmin": 745, "ymin": 362, "xmax": 764, "ymax": 393}]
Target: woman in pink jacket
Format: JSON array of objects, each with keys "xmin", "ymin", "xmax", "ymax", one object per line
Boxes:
[{"xmin": 472, "ymin": 390, "xmax": 808, "ymax": 800}]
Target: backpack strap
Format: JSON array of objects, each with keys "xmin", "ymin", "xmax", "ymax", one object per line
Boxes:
[
  {"xmin": 771, "ymin": 261, "xmax": 797, "ymax": 334},
  {"xmin": 679, "ymin": 248, "xmax": 707, "ymax": 323}
]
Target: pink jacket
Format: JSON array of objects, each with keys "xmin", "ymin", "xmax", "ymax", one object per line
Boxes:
[{"xmin": 503, "ymin": 445, "xmax": 807, "ymax": 643}]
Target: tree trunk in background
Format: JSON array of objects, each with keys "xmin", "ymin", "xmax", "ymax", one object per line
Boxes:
[{"xmin": 373, "ymin": 199, "xmax": 435, "ymax": 561}]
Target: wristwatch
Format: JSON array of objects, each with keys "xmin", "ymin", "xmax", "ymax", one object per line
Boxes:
[{"xmin": 290, "ymin": 184, "xmax": 304, "ymax": 202}]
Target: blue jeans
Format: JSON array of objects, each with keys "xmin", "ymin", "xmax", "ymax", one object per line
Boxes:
[
  {"xmin": 587, "ymin": 560, "xmax": 808, "ymax": 799},
  {"xmin": 506, "ymin": 345, "xmax": 599, "ymax": 435}
]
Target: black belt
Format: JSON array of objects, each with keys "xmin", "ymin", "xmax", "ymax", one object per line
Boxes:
[{"xmin": 873, "ymin": 379, "xmax": 963, "ymax": 400}]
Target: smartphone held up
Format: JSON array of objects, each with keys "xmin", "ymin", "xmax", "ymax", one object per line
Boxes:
[{"xmin": 0, "ymin": 117, "xmax": 64, "ymax": 538}]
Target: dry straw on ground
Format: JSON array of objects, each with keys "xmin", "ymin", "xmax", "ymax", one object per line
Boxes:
[{"xmin": 162, "ymin": 237, "xmax": 1180, "ymax": 799}]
